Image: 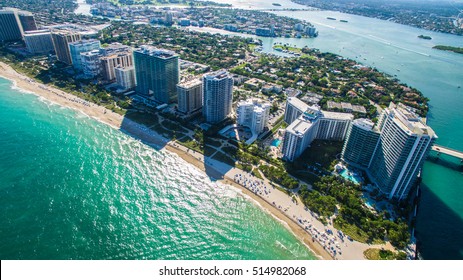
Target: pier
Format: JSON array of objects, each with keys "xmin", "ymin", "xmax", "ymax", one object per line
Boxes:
[{"xmin": 431, "ymin": 145, "xmax": 463, "ymax": 160}]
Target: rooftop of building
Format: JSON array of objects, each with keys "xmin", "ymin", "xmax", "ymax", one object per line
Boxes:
[
  {"xmin": 253, "ymin": 106, "xmax": 267, "ymax": 114},
  {"xmin": 102, "ymin": 44, "xmax": 132, "ymax": 56},
  {"xmin": 105, "ymin": 43, "xmax": 130, "ymax": 49},
  {"xmin": 0, "ymin": 7, "xmax": 32, "ymax": 15},
  {"xmin": 327, "ymin": 100, "xmax": 342, "ymax": 109},
  {"xmin": 136, "ymin": 45, "xmax": 177, "ymax": 59},
  {"xmin": 177, "ymin": 78, "xmax": 202, "ymax": 88},
  {"xmin": 69, "ymin": 39, "xmax": 100, "ymax": 46},
  {"xmin": 387, "ymin": 103, "xmax": 437, "ymax": 138},
  {"xmin": 341, "ymin": 102, "xmax": 353, "ymax": 109},
  {"xmin": 49, "ymin": 24, "xmax": 86, "ymax": 32},
  {"xmin": 81, "ymin": 49, "xmax": 101, "ymax": 56},
  {"xmin": 286, "ymin": 117, "xmax": 315, "ymax": 136},
  {"xmin": 17, "ymin": 10, "xmax": 33, "ymax": 16},
  {"xmin": 238, "ymin": 98, "xmax": 271, "ymax": 108},
  {"xmin": 47, "ymin": 24, "xmax": 100, "ymax": 37},
  {"xmin": 50, "ymin": 29, "xmax": 80, "ymax": 36},
  {"xmin": 287, "ymin": 97, "xmax": 309, "ymax": 112},
  {"xmin": 101, "ymin": 51, "xmax": 132, "ymax": 59},
  {"xmin": 352, "ymin": 105, "xmax": 367, "ymax": 113},
  {"xmin": 321, "ymin": 110, "xmax": 354, "ymax": 121},
  {"xmin": 24, "ymin": 30, "xmax": 51, "ymax": 36},
  {"xmin": 0, "ymin": 7, "xmax": 16, "ymax": 12},
  {"xmin": 352, "ymin": 118, "xmax": 376, "ymax": 131},
  {"xmin": 204, "ymin": 70, "xmax": 231, "ymax": 80},
  {"xmin": 115, "ymin": 65, "xmax": 134, "ymax": 71}
]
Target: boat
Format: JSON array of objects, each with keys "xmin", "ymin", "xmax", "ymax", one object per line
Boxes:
[
  {"xmin": 272, "ymin": 3, "xmax": 282, "ymax": 6},
  {"xmin": 327, "ymin": 17, "xmax": 336, "ymax": 20},
  {"xmin": 418, "ymin": 35, "xmax": 432, "ymax": 40},
  {"xmin": 340, "ymin": 19, "xmax": 348, "ymax": 23}
]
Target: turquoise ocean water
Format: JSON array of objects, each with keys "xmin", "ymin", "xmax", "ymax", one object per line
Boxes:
[{"xmin": 0, "ymin": 78, "xmax": 316, "ymax": 260}]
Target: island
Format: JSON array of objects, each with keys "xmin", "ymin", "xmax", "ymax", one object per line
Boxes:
[
  {"xmin": 433, "ymin": 45, "xmax": 463, "ymax": 55},
  {"xmin": 418, "ymin": 35, "xmax": 432, "ymax": 40}
]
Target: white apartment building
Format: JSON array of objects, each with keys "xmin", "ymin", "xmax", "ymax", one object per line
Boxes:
[
  {"xmin": 282, "ymin": 97, "xmax": 353, "ymax": 161},
  {"xmin": 115, "ymin": 66, "xmax": 136, "ymax": 90},
  {"xmin": 236, "ymin": 99, "xmax": 271, "ymax": 134}
]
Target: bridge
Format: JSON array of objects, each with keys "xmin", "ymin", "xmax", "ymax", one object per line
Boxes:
[{"xmin": 431, "ymin": 145, "xmax": 463, "ymax": 160}]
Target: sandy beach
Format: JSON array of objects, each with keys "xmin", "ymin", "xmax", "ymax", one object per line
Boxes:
[
  {"xmin": 0, "ymin": 61, "xmax": 389, "ymax": 260},
  {"xmin": 168, "ymin": 141, "xmax": 395, "ymax": 260},
  {"xmin": 167, "ymin": 143, "xmax": 332, "ymax": 260}
]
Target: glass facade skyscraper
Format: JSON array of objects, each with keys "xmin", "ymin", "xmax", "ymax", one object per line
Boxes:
[
  {"xmin": 0, "ymin": 8, "xmax": 36, "ymax": 41},
  {"xmin": 134, "ymin": 46, "xmax": 179, "ymax": 104}
]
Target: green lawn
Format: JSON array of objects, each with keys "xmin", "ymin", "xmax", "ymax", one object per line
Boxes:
[
  {"xmin": 364, "ymin": 248, "xmax": 406, "ymax": 260},
  {"xmin": 205, "ymin": 138, "xmax": 222, "ymax": 148},
  {"xmin": 273, "ymin": 45, "xmax": 316, "ymax": 59},
  {"xmin": 204, "ymin": 147, "xmax": 217, "ymax": 157},
  {"xmin": 290, "ymin": 170, "xmax": 320, "ymax": 184},
  {"xmin": 212, "ymin": 151, "xmax": 236, "ymax": 166},
  {"xmin": 126, "ymin": 111, "xmax": 159, "ymax": 127},
  {"xmin": 177, "ymin": 136, "xmax": 203, "ymax": 153},
  {"xmin": 235, "ymin": 163, "xmax": 252, "ymax": 172},
  {"xmin": 151, "ymin": 124, "xmax": 174, "ymax": 138},
  {"xmin": 251, "ymin": 168, "xmax": 263, "ymax": 179},
  {"xmin": 333, "ymin": 220, "xmax": 384, "ymax": 245},
  {"xmin": 294, "ymin": 139, "xmax": 343, "ymax": 171},
  {"xmin": 161, "ymin": 119, "xmax": 189, "ymax": 134},
  {"xmin": 222, "ymin": 145, "xmax": 238, "ymax": 156}
]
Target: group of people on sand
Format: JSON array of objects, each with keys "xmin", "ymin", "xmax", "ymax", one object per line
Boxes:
[
  {"xmin": 297, "ymin": 213, "xmax": 346, "ymax": 258},
  {"xmin": 233, "ymin": 173, "xmax": 273, "ymax": 197},
  {"xmin": 34, "ymin": 80, "xmax": 92, "ymax": 107},
  {"xmin": 233, "ymin": 167, "xmax": 347, "ymax": 259}
]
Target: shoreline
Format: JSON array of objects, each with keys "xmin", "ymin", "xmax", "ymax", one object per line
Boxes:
[
  {"xmin": 0, "ymin": 61, "xmax": 380, "ymax": 260},
  {"xmin": 165, "ymin": 144, "xmax": 332, "ymax": 260}
]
